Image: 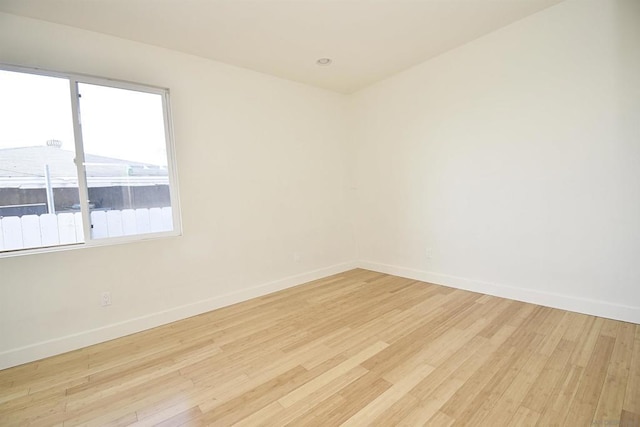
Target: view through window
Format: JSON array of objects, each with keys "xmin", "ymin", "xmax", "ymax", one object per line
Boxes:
[{"xmin": 0, "ymin": 67, "xmax": 180, "ymax": 254}]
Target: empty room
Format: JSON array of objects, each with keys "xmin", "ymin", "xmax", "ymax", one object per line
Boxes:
[{"xmin": 0, "ymin": 0, "xmax": 638, "ymax": 425}]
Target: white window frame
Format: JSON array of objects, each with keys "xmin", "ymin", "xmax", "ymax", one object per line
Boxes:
[{"xmin": 0, "ymin": 63, "xmax": 182, "ymax": 257}]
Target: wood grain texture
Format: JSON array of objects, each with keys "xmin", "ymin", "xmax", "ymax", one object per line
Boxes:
[{"xmin": 0, "ymin": 269, "xmax": 638, "ymax": 426}]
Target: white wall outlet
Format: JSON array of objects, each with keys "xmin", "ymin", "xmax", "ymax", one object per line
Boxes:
[
  {"xmin": 101, "ymin": 291, "xmax": 112, "ymax": 307},
  {"xmin": 293, "ymin": 252, "xmax": 301, "ymax": 262},
  {"xmin": 426, "ymin": 248, "xmax": 434, "ymax": 259}
]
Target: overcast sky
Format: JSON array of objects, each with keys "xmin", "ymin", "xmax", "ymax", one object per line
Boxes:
[{"xmin": 0, "ymin": 70, "xmax": 168, "ymax": 166}]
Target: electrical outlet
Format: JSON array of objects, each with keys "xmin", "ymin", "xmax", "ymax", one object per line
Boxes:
[
  {"xmin": 101, "ymin": 291, "xmax": 112, "ymax": 307},
  {"xmin": 426, "ymin": 248, "xmax": 434, "ymax": 259},
  {"xmin": 293, "ymin": 252, "xmax": 301, "ymax": 262}
]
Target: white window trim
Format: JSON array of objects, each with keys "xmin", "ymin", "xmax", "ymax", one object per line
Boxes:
[{"xmin": 0, "ymin": 63, "xmax": 182, "ymax": 258}]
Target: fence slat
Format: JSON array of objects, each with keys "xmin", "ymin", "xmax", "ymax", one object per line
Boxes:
[
  {"xmin": 91, "ymin": 211, "xmax": 108, "ymax": 239},
  {"xmin": 2, "ymin": 217, "xmax": 24, "ymax": 250},
  {"xmin": 21, "ymin": 215, "xmax": 42, "ymax": 248},
  {"xmin": 106, "ymin": 210, "xmax": 124, "ymax": 237},
  {"xmin": 58, "ymin": 213, "xmax": 77, "ymax": 244},
  {"xmin": 135, "ymin": 209, "xmax": 151, "ymax": 234},
  {"xmin": 161, "ymin": 207, "xmax": 173, "ymax": 232},
  {"xmin": 40, "ymin": 214, "xmax": 60, "ymax": 246},
  {"xmin": 121, "ymin": 209, "xmax": 137, "ymax": 236},
  {"xmin": 149, "ymin": 208, "xmax": 163, "ymax": 233},
  {"xmin": 74, "ymin": 212, "xmax": 84, "ymax": 242}
]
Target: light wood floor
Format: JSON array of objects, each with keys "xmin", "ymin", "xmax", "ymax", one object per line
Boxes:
[{"xmin": 1, "ymin": 269, "xmax": 638, "ymax": 426}]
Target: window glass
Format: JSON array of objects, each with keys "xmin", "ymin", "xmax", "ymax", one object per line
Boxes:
[
  {"xmin": 0, "ymin": 70, "xmax": 84, "ymax": 251},
  {"xmin": 78, "ymin": 83, "xmax": 173, "ymax": 238}
]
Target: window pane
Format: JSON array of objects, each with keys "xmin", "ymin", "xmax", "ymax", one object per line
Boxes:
[
  {"xmin": 77, "ymin": 83, "xmax": 174, "ymax": 239},
  {"xmin": 0, "ymin": 70, "xmax": 83, "ymax": 252}
]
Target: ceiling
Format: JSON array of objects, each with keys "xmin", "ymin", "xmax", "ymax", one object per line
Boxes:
[{"xmin": 0, "ymin": 0, "xmax": 564, "ymax": 94}]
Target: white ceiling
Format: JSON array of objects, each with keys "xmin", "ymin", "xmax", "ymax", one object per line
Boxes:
[{"xmin": 0, "ymin": 0, "xmax": 564, "ymax": 94}]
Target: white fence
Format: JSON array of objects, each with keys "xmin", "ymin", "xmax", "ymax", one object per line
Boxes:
[{"xmin": 0, "ymin": 207, "xmax": 173, "ymax": 251}]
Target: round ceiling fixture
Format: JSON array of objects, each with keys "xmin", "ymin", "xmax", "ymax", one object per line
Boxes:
[{"xmin": 316, "ymin": 58, "xmax": 332, "ymax": 66}]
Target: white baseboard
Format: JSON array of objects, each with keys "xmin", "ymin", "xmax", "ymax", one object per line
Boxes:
[
  {"xmin": 0, "ymin": 261, "xmax": 358, "ymax": 370},
  {"xmin": 4, "ymin": 260, "xmax": 636, "ymax": 370},
  {"xmin": 358, "ymin": 261, "xmax": 640, "ymax": 325}
]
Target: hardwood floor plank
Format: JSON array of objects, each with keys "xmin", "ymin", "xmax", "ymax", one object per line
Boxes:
[
  {"xmin": 521, "ymin": 338, "xmax": 576, "ymax": 412},
  {"xmin": 197, "ymin": 365, "xmax": 309, "ymax": 426},
  {"xmin": 622, "ymin": 325, "xmax": 640, "ymax": 416},
  {"xmin": 398, "ymin": 377, "xmax": 465, "ymax": 425},
  {"xmin": 151, "ymin": 406, "xmax": 203, "ymax": 427},
  {"xmin": 510, "ymin": 406, "xmax": 540, "ymax": 426},
  {"xmin": 247, "ymin": 365, "xmax": 369, "ymax": 426},
  {"xmin": 447, "ymin": 332, "xmax": 546, "ymax": 426},
  {"xmin": 593, "ymin": 322, "xmax": 634, "ymax": 423},
  {"xmin": 278, "ymin": 340, "xmax": 388, "ymax": 408},
  {"xmin": 407, "ymin": 335, "xmax": 487, "ymax": 399},
  {"xmin": 565, "ymin": 334, "xmax": 616, "ymax": 426},
  {"xmin": 426, "ymin": 411, "xmax": 456, "ymax": 426},
  {"xmin": 284, "ymin": 371, "xmax": 391, "ymax": 426},
  {"xmin": 537, "ymin": 311, "xmax": 572, "ymax": 356},
  {"xmin": 340, "ymin": 363, "xmax": 433, "ymax": 425},
  {"xmin": 534, "ymin": 364, "xmax": 584, "ymax": 426},
  {"xmin": 367, "ymin": 392, "xmax": 420, "ymax": 425},
  {"xmin": 570, "ymin": 316, "xmax": 605, "ymax": 367},
  {"xmin": 620, "ymin": 409, "xmax": 640, "ymax": 427},
  {"xmin": 479, "ymin": 351, "xmax": 549, "ymax": 426}
]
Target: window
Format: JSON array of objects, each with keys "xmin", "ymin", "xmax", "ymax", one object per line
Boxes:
[{"xmin": 0, "ymin": 65, "xmax": 181, "ymax": 255}]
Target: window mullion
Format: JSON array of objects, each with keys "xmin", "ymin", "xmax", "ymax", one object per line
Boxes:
[
  {"xmin": 69, "ymin": 80, "xmax": 92, "ymax": 244},
  {"xmin": 162, "ymin": 92, "xmax": 181, "ymax": 233}
]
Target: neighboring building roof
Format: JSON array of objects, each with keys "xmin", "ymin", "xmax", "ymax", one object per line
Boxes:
[{"xmin": 0, "ymin": 146, "xmax": 168, "ymax": 188}]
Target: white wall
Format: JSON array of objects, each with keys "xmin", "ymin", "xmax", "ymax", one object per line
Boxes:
[
  {"xmin": 1, "ymin": 0, "xmax": 638, "ymax": 369},
  {"xmin": 352, "ymin": 0, "xmax": 640, "ymax": 323},
  {"xmin": 0, "ymin": 13, "xmax": 356, "ymax": 369}
]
